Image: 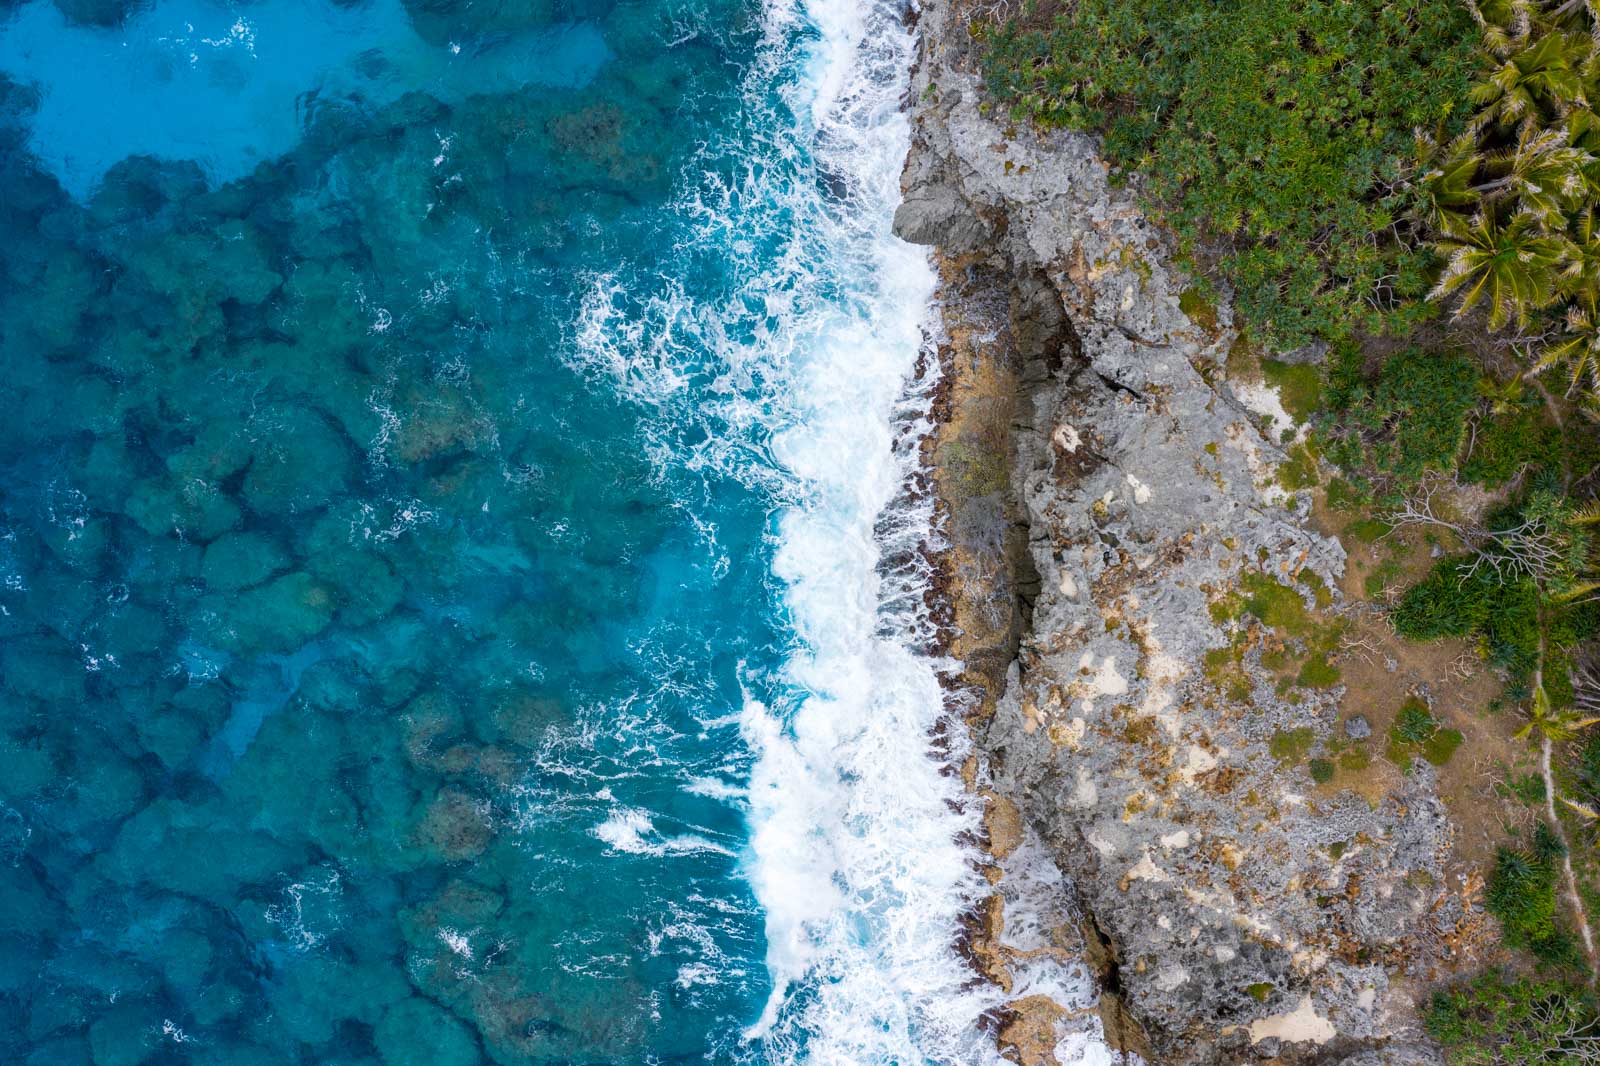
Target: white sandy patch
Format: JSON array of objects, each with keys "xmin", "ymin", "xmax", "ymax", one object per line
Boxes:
[
  {"xmin": 1072, "ymin": 654, "xmax": 1128, "ymax": 714},
  {"xmin": 1248, "ymin": 995, "xmax": 1336, "ymax": 1045},
  {"xmin": 1233, "ymin": 379, "xmax": 1300, "ymax": 442}
]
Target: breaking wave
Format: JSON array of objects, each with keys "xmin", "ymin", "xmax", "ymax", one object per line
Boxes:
[{"xmin": 568, "ymin": 0, "xmax": 1110, "ymax": 1060}]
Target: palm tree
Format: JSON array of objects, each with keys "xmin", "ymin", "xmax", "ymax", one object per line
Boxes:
[
  {"xmin": 1525, "ymin": 673, "xmax": 1600, "ymax": 976},
  {"xmin": 1477, "ymin": 371, "xmax": 1528, "ymax": 415},
  {"xmin": 1539, "ymin": 290, "xmax": 1600, "ymax": 396},
  {"xmin": 1432, "ymin": 209, "xmax": 1570, "ymax": 329},
  {"xmin": 1412, "ymin": 131, "xmax": 1483, "ymax": 229},
  {"xmin": 1554, "ymin": 501, "xmax": 1600, "ymax": 604},
  {"xmin": 1581, "ymin": 385, "xmax": 1600, "ymax": 421},
  {"xmin": 1558, "ymin": 204, "xmax": 1600, "ymax": 297},
  {"xmin": 1469, "ymin": 0, "xmax": 1536, "ymax": 55},
  {"xmin": 1566, "ymin": 105, "xmax": 1600, "ymax": 153},
  {"xmin": 1473, "ymin": 126, "xmax": 1592, "ymax": 227},
  {"xmin": 1470, "ymin": 28, "xmax": 1591, "ymax": 134},
  {"xmin": 1549, "ymin": 0, "xmax": 1600, "ymax": 44},
  {"xmin": 1560, "ymin": 796, "xmax": 1599, "ymax": 850},
  {"xmin": 1514, "ymin": 682, "xmax": 1600, "ymax": 743}
]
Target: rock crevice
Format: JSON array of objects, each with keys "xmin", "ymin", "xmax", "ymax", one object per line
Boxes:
[{"xmin": 899, "ymin": 3, "xmax": 1460, "ymax": 1062}]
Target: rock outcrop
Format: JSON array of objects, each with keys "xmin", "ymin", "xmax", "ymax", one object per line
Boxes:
[{"xmin": 899, "ymin": 3, "xmax": 1466, "ymax": 1062}]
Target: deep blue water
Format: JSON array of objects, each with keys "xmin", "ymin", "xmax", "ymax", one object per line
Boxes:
[{"xmin": 0, "ymin": 0, "xmax": 1057, "ymax": 1061}]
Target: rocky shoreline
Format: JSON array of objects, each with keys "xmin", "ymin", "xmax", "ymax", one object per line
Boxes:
[{"xmin": 897, "ymin": 3, "xmax": 1476, "ymax": 1063}]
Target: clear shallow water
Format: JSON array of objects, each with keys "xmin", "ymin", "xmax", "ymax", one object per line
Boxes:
[
  {"xmin": 0, "ymin": 0, "xmax": 611, "ymax": 197},
  {"xmin": 0, "ymin": 0, "xmax": 1080, "ymax": 1061}
]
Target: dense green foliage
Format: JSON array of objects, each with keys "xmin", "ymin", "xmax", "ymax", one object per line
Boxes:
[
  {"xmin": 1582, "ymin": 730, "xmax": 1600, "ymax": 805},
  {"xmin": 1320, "ymin": 345, "xmax": 1479, "ymax": 498},
  {"xmin": 983, "ymin": 0, "xmax": 1480, "ymax": 346},
  {"xmin": 1576, "ymin": 731, "xmax": 1600, "ymax": 848},
  {"xmin": 983, "ymin": 0, "xmax": 1600, "ymax": 417},
  {"xmin": 1487, "ymin": 825, "xmax": 1579, "ymax": 964},
  {"xmin": 1459, "ymin": 396, "xmax": 1562, "ymax": 487},
  {"xmin": 1426, "ymin": 969, "xmax": 1600, "ymax": 1064},
  {"xmin": 1392, "ymin": 559, "xmax": 1492, "ymax": 638},
  {"xmin": 1395, "ymin": 700, "xmax": 1442, "ymax": 744},
  {"xmin": 1419, "ymin": 2, "xmax": 1600, "ymax": 411},
  {"xmin": 1387, "ymin": 696, "xmax": 1467, "ymax": 767}
]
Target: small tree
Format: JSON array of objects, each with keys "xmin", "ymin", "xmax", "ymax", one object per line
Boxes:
[
  {"xmin": 1432, "ymin": 209, "xmax": 1570, "ymax": 329},
  {"xmin": 1470, "ymin": 24, "xmax": 1591, "ymax": 134},
  {"xmin": 1515, "ymin": 682, "xmax": 1600, "ymax": 742},
  {"xmin": 1540, "ymin": 292, "xmax": 1600, "ymax": 395}
]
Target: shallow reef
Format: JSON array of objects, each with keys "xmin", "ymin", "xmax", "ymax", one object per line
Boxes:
[{"xmin": 0, "ymin": 0, "xmax": 787, "ymax": 1061}]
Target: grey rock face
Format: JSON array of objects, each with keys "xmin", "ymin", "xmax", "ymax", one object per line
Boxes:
[
  {"xmin": 1345, "ymin": 716, "xmax": 1373, "ymax": 741},
  {"xmin": 899, "ymin": 3, "xmax": 1454, "ymax": 1062}
]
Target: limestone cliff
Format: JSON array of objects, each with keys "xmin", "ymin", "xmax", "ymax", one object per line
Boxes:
[{"xmin": 897, "ymin": 4, "xmax": 1472, "ymax": 1062}]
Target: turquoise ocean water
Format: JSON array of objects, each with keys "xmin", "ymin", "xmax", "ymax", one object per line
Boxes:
[{"xmin": 0, "ymin": 0, "xmax": 1099, "ymax": 1060}]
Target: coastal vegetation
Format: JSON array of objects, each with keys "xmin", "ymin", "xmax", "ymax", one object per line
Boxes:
[
  {"xmin": 1426, "ymin": 969, "xmax": 1600, "ymax": 1065},
  {"xmin": 981, "ymin": 0, "xmax": 1600, "ymax": 1053},
  {"xmin": 982, "ymin": 0, "xmax": 1479, "ymax": 348}
]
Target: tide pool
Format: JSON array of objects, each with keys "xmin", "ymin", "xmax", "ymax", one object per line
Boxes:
[{"xmin": 0, "ymin": 0, "xmax": 1033, "ymax": 1061}]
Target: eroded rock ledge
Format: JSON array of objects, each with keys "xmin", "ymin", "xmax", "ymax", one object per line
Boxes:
[{"xmin": 899, "ymin": 4, "xmax": 1466, "ymax": 1063}]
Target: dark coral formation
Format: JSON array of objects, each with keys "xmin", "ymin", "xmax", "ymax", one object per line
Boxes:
[{"xmin": 0, "ymin": 1, "xmax": 778, "ymax": 1061}]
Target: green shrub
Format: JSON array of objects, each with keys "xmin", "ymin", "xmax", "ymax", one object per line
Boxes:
[
  {"xmin": 1308, "ymin": 757, "xmax": 1335, "ymax": 784},
  {"xmin": 1500, "ymin": 773, "xmax": 1546, "ymax": 806},
  {"xmin": 1580, "ymin": 731, "xmax": 1600, "ymax": 809},
  {"xmin": 1395, "ymin": 699, "xmax": 1438, "ymax": 743},
  {"xmin": 1426, "ymin": 970, "xmax": 1599, "ymax": 1065},
  {"xmin": 1325, "ymin": 477, "xmax": 1361, "ymax": 511},
  {"xmin": 1391, "ymin": 558, "xmax": 1544, "ymax": 683},
  {"xmin": 1416, "ymin": 489, "xmax": 1597, "ymax": 690},
  {"xmin": 1558, "ymin": 417, "xmax": 1600, "ymax": 488},
  {"xmin": 1480, "ymin": 579, "xmax": 1544, "ymax": 684},
  {"xmin": 1321, "ymin": 346, "xmax": 1479, "ymax": 498},
  {"xmin": 1387, "ymin": 697, "xmax": 1466, "ymax": 766},
  {"xmin": 1391, "ymin": 559, "xmax": 1492, "ymax": 641},
  {"xmin": 1458, "ymin": 403, "xmax": 1560, "ymax": 488},
  {"xmin": 1486, "ymin": 826, "xmax": 1579, "ymax": 966}
]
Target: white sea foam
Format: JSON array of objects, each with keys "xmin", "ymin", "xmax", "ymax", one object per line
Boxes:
[
  {"xmin": 729, "ymin": 0, "xmax": 1116, "ymax": 1058},
  {"xmin": 722, "ymin": 2, "xmax": 997, "ymax": 1057},
  {"xmin": 593, "ymin": 806, "xmax": 736, "ymax": 858},
  {"xmin": 685, "ymin": 774, "xmax": 748, "ymax": 801},
  {"xmin": 564, "ymin": 0, "xmax": 1112, "ymax": 1057},
  {"xmin": 263, "ymin": 864, "xmax": 343, "ymax": 953}
]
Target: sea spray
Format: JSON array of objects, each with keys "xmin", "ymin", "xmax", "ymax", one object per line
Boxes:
[
  {"xmin": 734, "ymin": 0, "xmax": 998, "ymax": 1049},
  {"xmin": 717, "ymin": 0, "xmax": 1120, "ymax": 1058},
  {"xmin": 617, "ymin": 0, "xmax": 1104, "ymax": 1056},
  {"xmin": 0, "ymin": 0, "xmax": 1113, "ymax": 1055}
]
